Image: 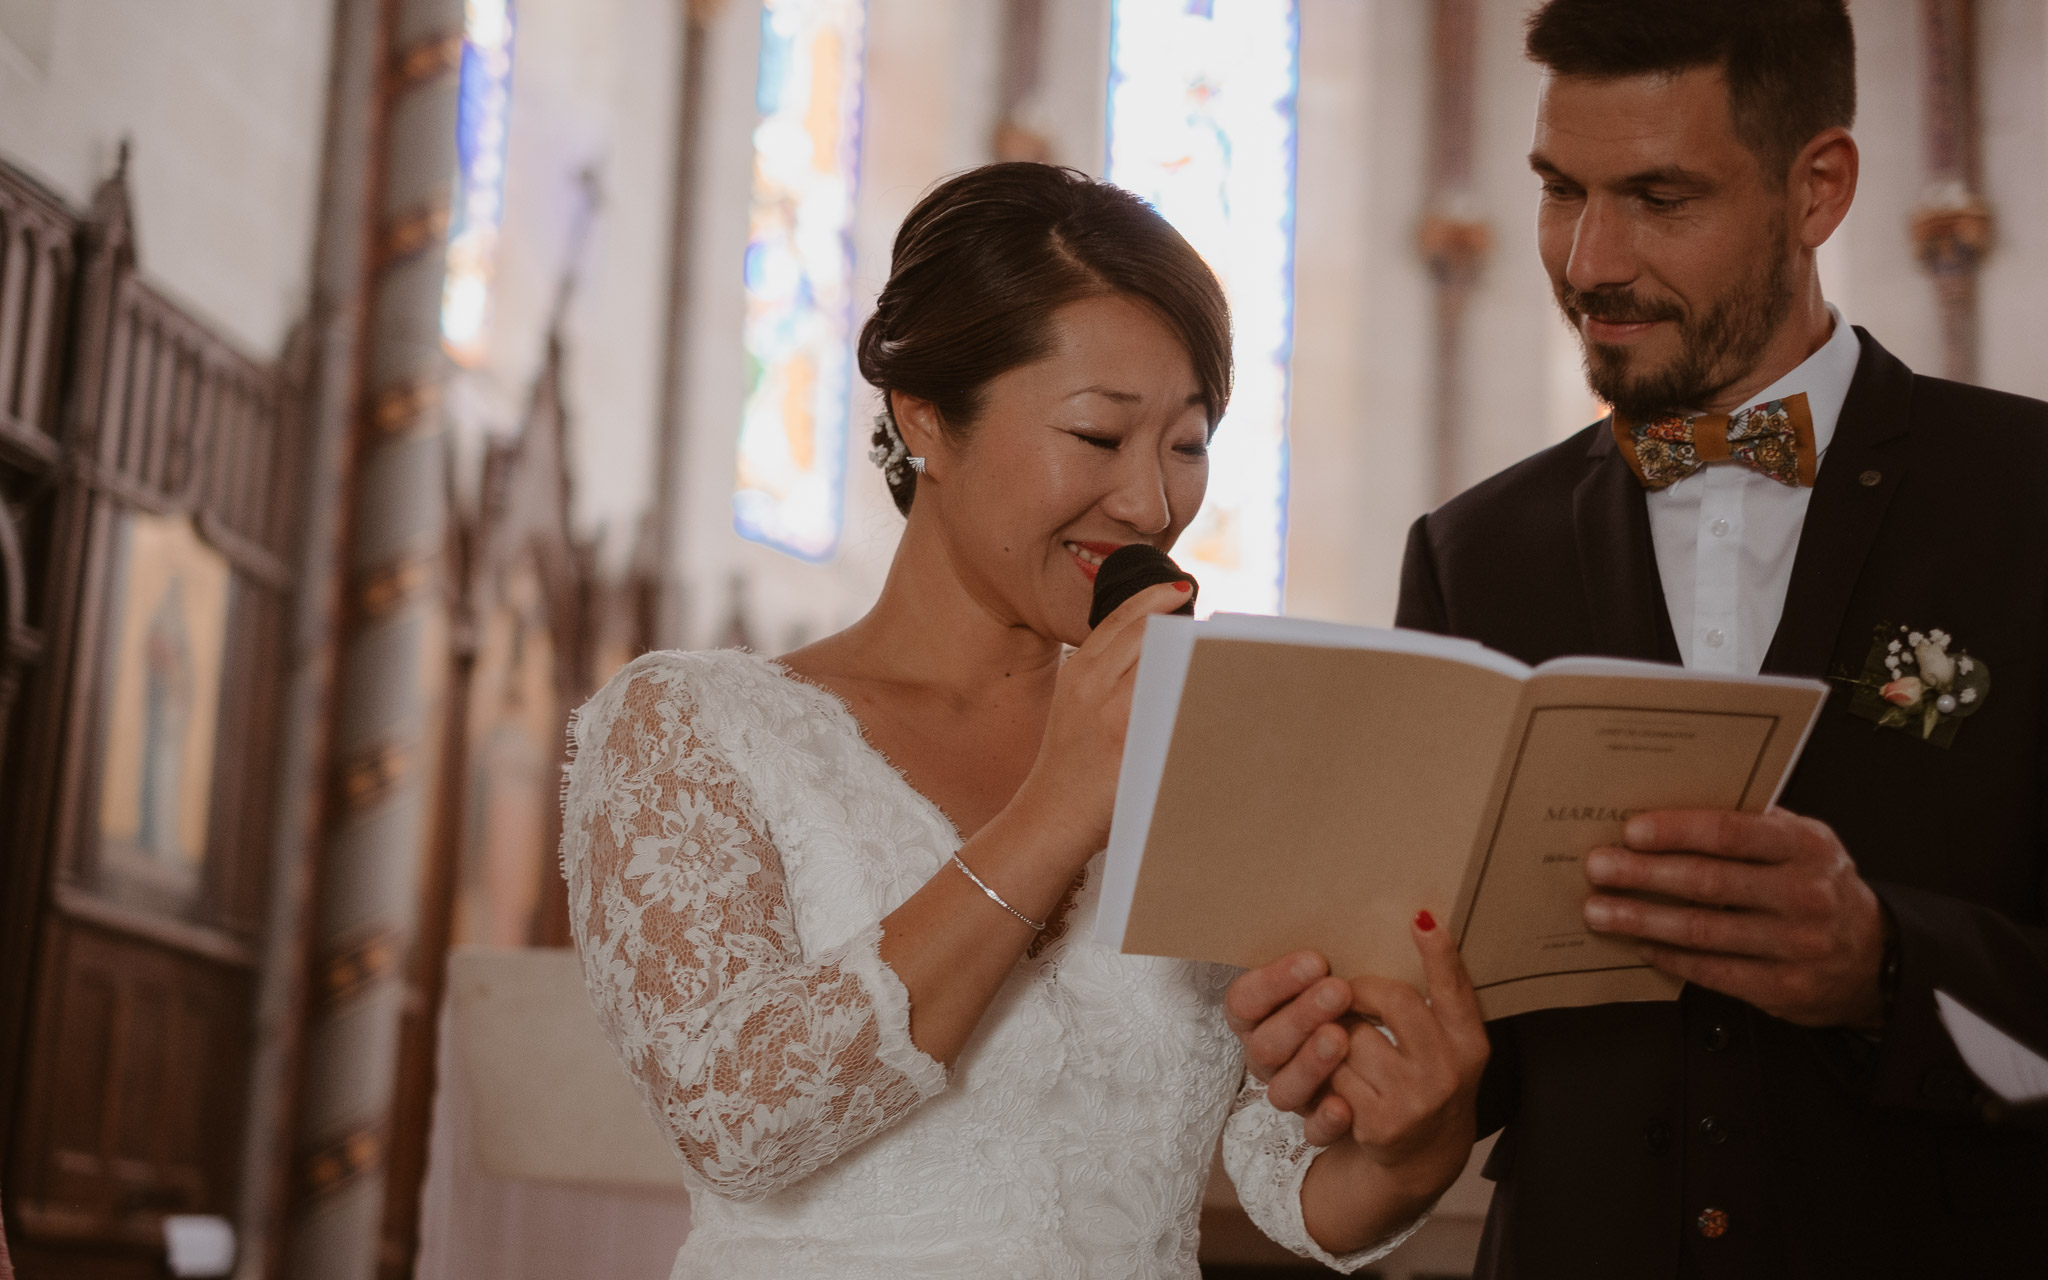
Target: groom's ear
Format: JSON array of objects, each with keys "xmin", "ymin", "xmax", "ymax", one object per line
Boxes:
[
  {"xmin": 889, "ymin": 390, "xmax": 948, "ymax": 475},
  {"xmin": 1790, "ymin": 126, "xmax": 1859, "ymax": 251}
]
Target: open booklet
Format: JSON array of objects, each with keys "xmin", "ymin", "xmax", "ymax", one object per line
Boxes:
[{"xmin": 1095, "ymin": 615, "xmax": 1830, "ymax": 1021}]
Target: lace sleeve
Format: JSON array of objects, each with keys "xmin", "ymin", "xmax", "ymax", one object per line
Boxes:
[
  {"xmin": 562, "ymin": 655, "xmax": 949, "ymax": 1202},
  {"xmin": 1220, "ymin": 1075, "xmax": 1429, "ymax": 1272}
]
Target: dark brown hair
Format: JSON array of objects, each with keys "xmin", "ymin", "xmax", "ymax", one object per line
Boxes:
[
  {"xmin": 1525, "ymin": 0, "xmax": 1856, "ymax": 182},
  {"xmin": 858, "ymin": 162, "xmax": 1231, "ymax": 516}
]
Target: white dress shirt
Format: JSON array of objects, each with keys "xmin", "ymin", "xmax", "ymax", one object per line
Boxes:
[{"xmin": 1647, "ymin": 306, "xmax": 1863, "ymax": 675}]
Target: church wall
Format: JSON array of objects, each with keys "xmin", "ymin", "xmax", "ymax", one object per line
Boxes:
[
  {"xmin": 671, "ymin": 0, "xmax": 1009, "ymax": 654},
  {"xmin": 638, "ymin": 0, "xmax": 2048, "ymax": 648},
  {"xmin": 1284, "ymin": 0, "xmax": 1431, "ymax": 627},
  {"xmin": 1976, "ymin": 0, "xmax": 2048, "ymax": 403},
  {"xmin": 1283, "ymin": 0, "xmax": 2048, "ymax": 629},
  {"xmin": 444, "ymin": 0, "xmax": 683, "ymax": 570},
  {"xmin": 0, "ymin": 0, "xmax": 332, "ymax": 358}
]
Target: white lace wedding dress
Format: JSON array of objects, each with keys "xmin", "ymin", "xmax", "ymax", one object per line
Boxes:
[{"xmin": 562, "ymin": 650, "xmax": 1418, "ymax": 1279}]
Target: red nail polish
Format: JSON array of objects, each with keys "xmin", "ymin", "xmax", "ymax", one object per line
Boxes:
[
  {"xmin": 1172, "ymin": 580, "xmax": 1191, "ymax": 592},
  {"xmin": 1415, "ymin": 909, "xmax": 1436, "ymax": 932}
]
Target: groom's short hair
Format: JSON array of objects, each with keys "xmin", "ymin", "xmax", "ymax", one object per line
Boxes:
[{"xmin": 1525, "ymin": 0, "xmax": 1856, "ymax": 183}]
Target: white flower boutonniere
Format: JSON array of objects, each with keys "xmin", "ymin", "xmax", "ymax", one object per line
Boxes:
[{"xmin": 1841, "ymin": 622, "xmax": 1991, "ymax": 747}]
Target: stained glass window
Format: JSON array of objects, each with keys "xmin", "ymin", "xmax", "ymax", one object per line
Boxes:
[
  {"xmin": 442, "ymin": 0, "xmax": 516, "ymax": 365},
  {"xmin": 734, "ymin": 0, "xmax": 870, "ymax": 561},
  {"xmin": 1106, "ymin": 0, "xmax": 1299, "ymax": 615}
]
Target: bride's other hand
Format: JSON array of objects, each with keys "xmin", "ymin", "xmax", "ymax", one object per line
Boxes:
[
  {"xmin": 1225, "ymin": 954, "xmax": 1357, "ymax": 1146},
  {"xmin": 1300, "ymin": 912, "xmax": 1489, "ymax": 1255},
  {"xmin": 1011, "ymin": 580, "xmax": 1195, "ymax": 849}
]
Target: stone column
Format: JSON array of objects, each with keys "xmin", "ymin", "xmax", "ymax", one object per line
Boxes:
[
  {"xmin": 650, "ymin": 0, "xmax": 727, "ymax": 650},
  {"xmin": 285, "ymin": 2, "xmax": 464, "ymax": 1278},
  {"xmin": 1913, "ymin": 0, "xmax": 1992, "ymax": 384},
  {"xmin": 1418, "ymin": 0, "xmax": 1489, "ymax": 504},
  {"xmin": 232, "ymin": 0, "xmax": 388, "ymax": 1271}
]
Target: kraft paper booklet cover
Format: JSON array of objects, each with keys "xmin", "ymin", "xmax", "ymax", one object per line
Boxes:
[{"xmin": 1095, "ymin": 615, "xmax": 1829, "ymax": 1021}]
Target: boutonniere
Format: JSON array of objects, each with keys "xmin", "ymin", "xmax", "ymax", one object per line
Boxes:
[{"xmin": 1836, "ymin": 623, "xmax": 1991, "ymax": 747}]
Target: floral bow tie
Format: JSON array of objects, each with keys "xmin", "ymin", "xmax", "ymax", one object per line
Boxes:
[{"xmin": 1613, "ymin": 393, "xmax": 1817, "ymax": 491}]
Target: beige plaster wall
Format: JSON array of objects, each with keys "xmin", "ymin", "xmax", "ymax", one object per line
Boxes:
[
  {"xmin": 442, "ymin": 0, "xmax": 683, "ymax": 569},
  {"xmin": 0, "ymin": 0, "xmax": 334, "ymax": 357}
]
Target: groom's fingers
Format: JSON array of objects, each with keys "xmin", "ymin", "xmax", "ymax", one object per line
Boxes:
[
  {"xmin": 1225, "ymin": 952, "xmax": 1329, "ymax": 1028},
  {"xmin": 1262, "ymin": 1019, "xmax": 1351, "ymax": 1115},
  {"xmin": 1226, "ymin": 952, "xmax": 1329, "ymax": 1037},
  {"xmin": 1241, "ymin": 976, "xmax": 1353, "ymax": 1090},
  {"xmin": 1301, "ymin": 1091, "xmax": 1353, "ymax": 1148}
]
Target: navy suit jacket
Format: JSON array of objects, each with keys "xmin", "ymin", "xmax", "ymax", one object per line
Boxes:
[{"xmin": 1396, "ymin": 331, "xmax": 2048, "ymax": 1279}]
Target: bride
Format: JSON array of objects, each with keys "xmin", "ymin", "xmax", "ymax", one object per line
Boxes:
[{"xmin": 561, "ymin": 162, "xmax": 1486, "ymax": 1279}]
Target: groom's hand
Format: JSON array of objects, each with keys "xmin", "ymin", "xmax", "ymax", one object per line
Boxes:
[
  {"xmin": 1581, "ymin": 808, "xmax": 1889, "ymax": 1029},
  {"xmin": 1225, "ymin": 953, "xmax": 1356, "ymax": 1146}
]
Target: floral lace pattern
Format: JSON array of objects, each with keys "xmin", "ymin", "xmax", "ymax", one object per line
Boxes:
[
  {"xmin": 1223, "ymin": 1078, "xmax": 1431, "ymax": 1269},
  {"xmin": 562, "ymin": 649, "xmax": 1406, "ymax": 1278}
]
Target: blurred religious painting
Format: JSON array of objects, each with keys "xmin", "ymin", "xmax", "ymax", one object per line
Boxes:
[{"xmin": 93, "ymin": 512, "xmax": 233, "ymax": 911}]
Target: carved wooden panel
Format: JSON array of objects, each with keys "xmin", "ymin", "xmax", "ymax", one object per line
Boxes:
[
  {"xmin": 8, "ymin": 916, "xmax": 252, "ymax": 1249},
  {"xmin": 1, "ymin": 155, "xmax": 296, "ymax": 1278},
  {"xmin": 87, "ymin": 274, "xmax": 293, "ymax": 585},
  {"xmin": 0, "ymin": 162, "xmax": 73, "ymax": 475},
  {"xmin": 0, "ymin": 162, "xmax": 72, "ymax": 768}
]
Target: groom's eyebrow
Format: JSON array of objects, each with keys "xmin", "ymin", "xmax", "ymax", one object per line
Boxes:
[
  {"xmin": 1529, "ymin": 154, "xmax": 1712, "ymax": 192},
  {"xmin": 1616, "ymin": 164, "xmax": 1712, "ymax": 190}
]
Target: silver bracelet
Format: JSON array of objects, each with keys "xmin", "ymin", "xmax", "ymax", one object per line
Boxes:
[{"xmin": 950, "ymin": 854, "xmax": 1047, "ymax": 932}]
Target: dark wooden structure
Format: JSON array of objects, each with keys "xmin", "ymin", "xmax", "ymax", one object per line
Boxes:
[{"xmin": 0, "ymin": 152, "xmax": 302, "ymax": 1277}]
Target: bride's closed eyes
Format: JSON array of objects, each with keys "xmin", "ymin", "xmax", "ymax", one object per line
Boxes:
[{"xmin": 1067, "ymin": 428, "xmax": 1210, "ymax": 459}]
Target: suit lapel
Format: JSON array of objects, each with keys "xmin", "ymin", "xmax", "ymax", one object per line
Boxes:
[
  {"xmin": 1574, "ymin": 422, "xmax": 1683, "ymax": 663},
  {"xmin": 1761, "ymin": 330, "xmax": 1915, "ymax": 677}
]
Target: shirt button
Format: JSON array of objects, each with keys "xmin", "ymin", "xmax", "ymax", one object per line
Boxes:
[
  {"xmin": 1699, "ymin": 1114, "xmax": 1729, "ymax": 1144},
  {"xmin": 1703, "ymin": 1023, "xmax": 1730, "ymax": 1052},
  {"xmin": 1697, "ymin": 1207, "xmax": 1730, "ymax": 1239},
  {"xmin": 1710, "ymin": 518, "xmax": 1730, "ymax": 537},
  {"xmin": 1704, "ymin": 628, "xmax": 1726, "ymax": 649}
]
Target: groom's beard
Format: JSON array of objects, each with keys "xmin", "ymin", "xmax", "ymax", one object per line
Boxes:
[{"xmin": 1556, "ymin": 231, "xmax": 1795, "ymax": 422}]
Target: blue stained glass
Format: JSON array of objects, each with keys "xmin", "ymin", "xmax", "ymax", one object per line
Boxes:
[
  {"xmin": 734, "ymin": 0, "xmax": 870, "ymax": 562},
  {"xmin": 442, "ymin": 0, "xmax": 516, "ymax": 367}
]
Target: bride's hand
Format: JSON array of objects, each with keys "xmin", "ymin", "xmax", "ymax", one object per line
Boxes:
[
  {"xmin": 1325, "ymin": 913, "xmax": 1489, "ymax": 1196},
  {"xmin": 1011, "ymin": 581, "xmax": 1194, "ymax": 849},
  {"xmin": 1236, "ymin": 916, "xmax": 1488, "ymax": 1253}
]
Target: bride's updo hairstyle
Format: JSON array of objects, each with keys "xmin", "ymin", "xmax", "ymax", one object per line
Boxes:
[{"xmin": 859, "ymin": 162, "xmax": 1232, "ymax": 516}]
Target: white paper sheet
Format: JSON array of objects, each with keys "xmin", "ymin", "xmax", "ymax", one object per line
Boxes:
[{"xmin": 1934, "ymin": 989, "xmax": 2048, "ymax": 1104}]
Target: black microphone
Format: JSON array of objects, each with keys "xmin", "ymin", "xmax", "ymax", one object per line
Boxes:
[{"xmin": 1088, "ymin": 544, "xmax": 1199, "ymax": 629}]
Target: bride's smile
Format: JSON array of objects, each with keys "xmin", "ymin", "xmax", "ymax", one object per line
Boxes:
[{"xmin": 891, "ymin": 289, "xmax": 1213, "ymax": 648}]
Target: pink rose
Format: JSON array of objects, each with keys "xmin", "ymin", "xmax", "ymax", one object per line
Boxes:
[{"xmin": 1882, "ymin": 676, "xmax": 1925, "ymax": 707}]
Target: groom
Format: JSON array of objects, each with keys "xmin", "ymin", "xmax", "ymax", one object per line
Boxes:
[{"xmin": 1233, "ymin": 1, "xmax": 2048, "ymax": 1275}]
